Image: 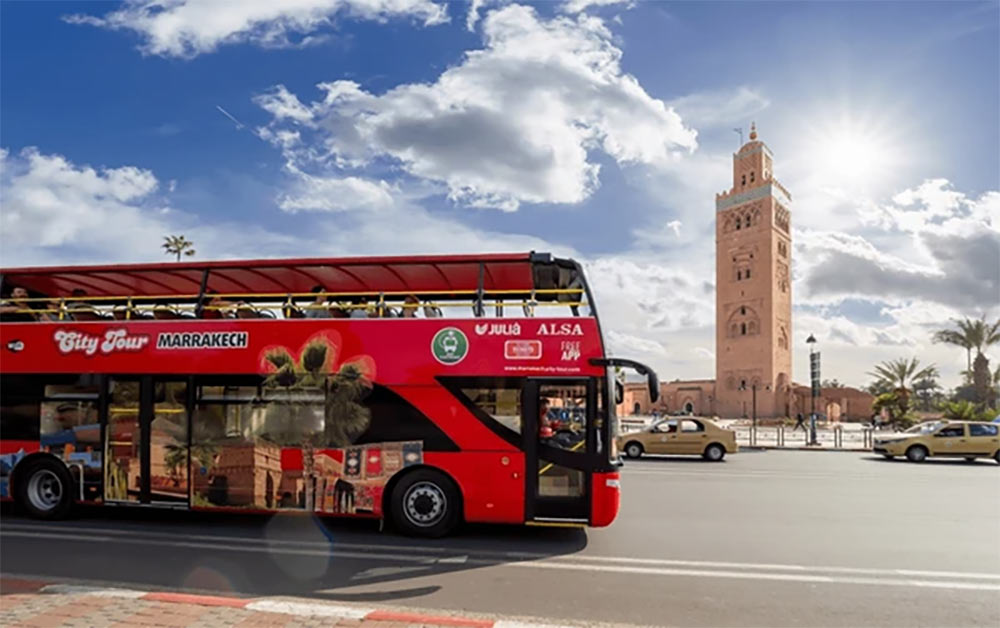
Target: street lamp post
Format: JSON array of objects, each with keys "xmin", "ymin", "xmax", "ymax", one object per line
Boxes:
[
  {"xmin": 739, "ymin": 382, "xmax": 771, "ymax": 446},
  {"xmin": 806, "ymin": 334, "xmax": 820, "ymax": 446}
]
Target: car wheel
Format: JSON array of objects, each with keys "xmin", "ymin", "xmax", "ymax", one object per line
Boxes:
[
  {"xmin": 15, "ymin": 458, "xmax": 73, "ymax": 520},
  {"xmin": 703, "ymin": 443, "xmax": 726, "ymax": 462},
  {"xmin": 389, "ymin": 469, "xmax": 460, "ymax": 538},
  {"xmin": 995, "ymin": 450, "xmax": 1000, "ymax": 464},
  {"xmin": 624, "ymin": 442, "xmax": 644, "ymax": 459},
  {"xmin": 905, "ymin": 445, "xmax": 928, "ymax": 463}
]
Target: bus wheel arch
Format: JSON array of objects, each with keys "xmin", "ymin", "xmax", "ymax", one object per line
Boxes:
[
  {"xmin": 12, "ymin": 454, "xmax": 75, "ymax": 520},
  {"xmin": 383, "ymin": 465, "xmax": 463, "ymax": 538}
]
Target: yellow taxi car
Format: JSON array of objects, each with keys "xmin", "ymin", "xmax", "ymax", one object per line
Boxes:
[
  {"xmin": 873, "ymin": 420, "xmax": 1000, "ymax": 463},
  {"xmin": 618, "ymin": 417, "xmax": 738, "ymax": 461}
]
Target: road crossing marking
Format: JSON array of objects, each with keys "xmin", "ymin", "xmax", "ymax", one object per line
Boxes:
[{"xmin": 3, "ymin": 524, "xmax": 999, "ymax": 591}]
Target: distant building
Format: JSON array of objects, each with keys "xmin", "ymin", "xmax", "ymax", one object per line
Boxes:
[{"xmin": 618, "ymin": 124, "xmax": 873, "ymax": 420}]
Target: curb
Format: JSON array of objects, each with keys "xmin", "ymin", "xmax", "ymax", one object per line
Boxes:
[
  {"xmin": 1, "ymin": 578, "xmax": 580, "ymax": 628},
  {"xmin": 738, "ymin": 446, "xmax": 870, "ymax": 452}
]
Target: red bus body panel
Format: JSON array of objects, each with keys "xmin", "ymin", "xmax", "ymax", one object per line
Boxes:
[{"xmin": 1, "ymin": 318, "xmax": 601, "ymax": 525}]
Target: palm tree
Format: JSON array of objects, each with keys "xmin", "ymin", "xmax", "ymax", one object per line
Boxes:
[
  {"xmin": 868, "ymin": 358, "xmax": 938, "ymax": 420},
  {"xmin": 162, "ymin": 235, "xmax": 196, "ymax": 262},
  {"xmin": 259, "ymin": 340, "xmax": 372, "ymax": 511},
  {"xmin": 933, "ymin": 317, "xmax": 1000, "ymax": 382},
  {"xmin": 939, "ymin": 400, "xmax": 987, "ymax": 422}
]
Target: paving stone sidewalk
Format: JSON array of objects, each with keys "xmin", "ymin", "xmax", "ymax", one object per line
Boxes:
[{"xmin": 0, "ymin": 579, "xmax": 508, "ymax": 628}]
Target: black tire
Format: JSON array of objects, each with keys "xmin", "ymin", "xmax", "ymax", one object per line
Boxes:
[
  {"xmin": 15, "ymin": 458, "xmax": 73, "ymax": 520},
  {"xmin": 703, "ymin": 443, "xmax": 726, "ymax": 462},
  {"xmin": 905, "ymin": 445, "xmax": 928, "ymax": 463},
  {"xmin": 389, "ymin": 469, "xmax": 460, "ymax": 538},
  {"xmin": 994, "ymin": 450, "xmax": 999, "ymax": 464},
  {"xmin": 624, "ymin": 441, "xmax": 644, "ymax": 459},
  {"xmin": 882, "ymin": 454, "xmax": 894, "ymax": 460}
]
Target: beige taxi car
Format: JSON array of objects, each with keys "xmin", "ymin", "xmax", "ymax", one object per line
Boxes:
[
  {"xmin": 618, "ymin": 417, "xmax": 738, "ymax": 461},
  {"xmin": 873, "ymin": 420, "xmax": 1000, "ymax": 463}
]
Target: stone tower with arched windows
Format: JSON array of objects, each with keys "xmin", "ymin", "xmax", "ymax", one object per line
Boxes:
[{"xmin": 714, "ymin": 123, "xmax": 792, "ymax": 418}]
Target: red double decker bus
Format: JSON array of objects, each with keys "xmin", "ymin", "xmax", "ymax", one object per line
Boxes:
[{"xmin": 0, "ymin": 252, "xmax": 657, "ymax": 536}]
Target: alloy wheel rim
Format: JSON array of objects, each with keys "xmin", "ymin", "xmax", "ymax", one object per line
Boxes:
[
  {"xmin": 403, "ymin": 481, "xmax": 447, "ymax": 528},
  {"xmin": 27, "ymin": 469, "xmax": 63, "ymax": 512}
]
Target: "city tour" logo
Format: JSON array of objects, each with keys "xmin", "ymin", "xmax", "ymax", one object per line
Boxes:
[{"xmin": 431, "ymin": 327, "xmax": 469, "ymax": 365}]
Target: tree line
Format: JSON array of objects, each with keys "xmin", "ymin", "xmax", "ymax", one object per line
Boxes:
[{"xmin": 867, "ymin": 317, "xmax": 999, "ymax": 428}]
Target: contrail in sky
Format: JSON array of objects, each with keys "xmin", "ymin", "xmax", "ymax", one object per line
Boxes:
[{"xmin": 215, "ymin": 105, "xmax": 245, "ymax": 130}]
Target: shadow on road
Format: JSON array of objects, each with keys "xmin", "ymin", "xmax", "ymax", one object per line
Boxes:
[
  {"xmin": 0, "ymin": 503, "xmax": 588, "ymax": 603},
  {"xmin": 860, "ymin": 455, "xmax": 999, "ymax": 467}
]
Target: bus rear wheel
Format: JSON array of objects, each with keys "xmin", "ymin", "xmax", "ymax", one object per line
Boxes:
[
  {"xmin": 16, "ymin": 458, "xmax": 73, "ymax": 520},
  {"xmin": 389, "ymin": 469, "xmax": 460, "ymax": 538}
]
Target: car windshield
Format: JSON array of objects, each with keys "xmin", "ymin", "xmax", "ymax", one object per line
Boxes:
[{"xmin": 904, "ymin": 421, "xmax": 943, "ymax": 434}]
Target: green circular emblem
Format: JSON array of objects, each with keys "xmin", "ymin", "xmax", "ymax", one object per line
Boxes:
[{"xmin": 431, "ymin": 327, "xmax": 468, "ymax": 365}]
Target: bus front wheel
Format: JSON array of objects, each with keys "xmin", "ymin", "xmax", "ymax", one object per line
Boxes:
[
  {"xmin": 16, "ymin": 458, "xmax": 73, "ymax": 520},
  {"xmin": 389, "ymin": 469, "xmax": 460, "ymax": 538}
]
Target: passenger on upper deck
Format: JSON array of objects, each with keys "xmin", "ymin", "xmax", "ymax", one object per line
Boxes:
[
  {"xmin": 305, "ymin": 285, "xmax": 332, "ymax": 319},
  {"xmin": 402, "ymin": 295, "xmax": 420, "ymax": 318},
  {"xmin": 201, "ymin": 290, "xmax": 234, "ymax": 319},
  {"xmin": 0, "ymin": 286, "xmax": 39, "ymax": 322},
  {"xmin": 350, "ymin": 297, "xmax": 371, "ymax": 319}
]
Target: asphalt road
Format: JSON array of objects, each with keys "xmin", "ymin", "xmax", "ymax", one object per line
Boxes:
[{"xmin": 2, "ymin": 451, "xmax": 998, "ymax": 627}]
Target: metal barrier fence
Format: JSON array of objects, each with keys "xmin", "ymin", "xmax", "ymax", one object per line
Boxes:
[
  {"xmin": 733, "ymin": 425, "xmax": 875, "ymax": 450},
  {"xmin": 617, "ymin": 417, "xmax": 878, "ymax": 450}
]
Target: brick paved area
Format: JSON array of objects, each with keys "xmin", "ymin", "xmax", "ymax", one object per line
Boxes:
[{"xmin": 0, "ymin": 581, "xmax": 503, "ymax": 628}]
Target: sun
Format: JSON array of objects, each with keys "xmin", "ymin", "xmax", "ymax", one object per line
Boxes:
[{"xmin": 811, "ymin": 117, "xmax": 900, "ymax": 190}]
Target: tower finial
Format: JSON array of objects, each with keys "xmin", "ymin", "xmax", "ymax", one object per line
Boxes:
[{"xmin": 749, "ymin": 122, "xmax": 757, "ymax": 141}]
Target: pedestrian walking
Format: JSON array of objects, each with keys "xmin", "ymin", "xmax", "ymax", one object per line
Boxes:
[{"xmin": 793, "ymin": 412, "xmax": 806, "ymax": 431}]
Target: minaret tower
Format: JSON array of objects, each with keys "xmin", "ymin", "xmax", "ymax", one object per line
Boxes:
[{"xmin": 714, "ymin": 123, "xmax": 792, "ymax": 418}]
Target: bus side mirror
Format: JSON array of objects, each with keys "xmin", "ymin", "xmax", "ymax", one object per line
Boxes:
[{"xmin": 615, "ymin": 380, "xmax": 623, "ymax": 405}]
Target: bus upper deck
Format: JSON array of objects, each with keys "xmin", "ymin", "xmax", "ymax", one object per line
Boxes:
[{"xmin": 0, "ymin": 252, "xmax": 591, "ymax": 322}]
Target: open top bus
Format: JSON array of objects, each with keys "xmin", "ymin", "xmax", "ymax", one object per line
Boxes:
[{"xmin": 0, "ymin": 252, "xmax": 657, "ymax": 536}]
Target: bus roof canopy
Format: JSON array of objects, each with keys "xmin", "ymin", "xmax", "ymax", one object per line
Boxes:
[{"xmin": 1, "ymin": 253, "xmax": 553, "ymax": 298}]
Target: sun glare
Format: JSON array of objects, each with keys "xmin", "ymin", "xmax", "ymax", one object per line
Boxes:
[{"xmin": 810, "ymin": 117, "xmax": 901, "ymax": 190}]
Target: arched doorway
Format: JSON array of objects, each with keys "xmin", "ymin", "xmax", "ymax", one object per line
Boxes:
[
  {"xmin": 633, "ymin": 402, "xmax": 641, "ymax": 415},
  {"xmin": 684, "ymin": 401, "xmax": 694, "ymax": 415}
]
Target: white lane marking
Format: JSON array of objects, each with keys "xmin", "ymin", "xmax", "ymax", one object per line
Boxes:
[
  {"xmin": 4, "ymin": 529, "xmax": 1000, "ymax": 591},
  {"xmin": 502, "ymin": 561, "xmax": 1000, "ymax": 592},
  {"xmin": 245, "ymin": 600, "xmax": 372, "ymax": 619},
  {"xmin": 40, "ymin": 584, "xmax": 146, "ymax": 598},
  {"xmin": 495, "ymin": 622, "xmax": 576, "ymax": 628}
]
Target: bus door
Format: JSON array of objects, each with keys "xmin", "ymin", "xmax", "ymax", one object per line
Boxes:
[
  {"xmin": 104, "ymin": 377, "xmax": 190, "ymax": 506},
  {"xmin": 522, "ymin": 378, "xmax": 596, "ymax": 522}
]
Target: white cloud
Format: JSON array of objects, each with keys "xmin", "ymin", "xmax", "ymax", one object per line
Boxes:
[
  {"xmin": 277, "ymin": 168, "xmax": 395, "ymax": 212},
  {"xmin": 64, "ymin": 0, "xmax": 449, "ymax": 59},
  {"xmin": 667, "ymin": 86, "xmax": 771, "ymax": 128},
  {"xmin": 561, "ymin": 0, "xmax": 634, "ymax": 14},
  {"xmin": 255, "ymin": 4, "xmax": 697, "ymax": 211},
  {"xmin": 797, "ymin": 180, "xmax": 1000, "ymax": 310},
  {"xmin": 0, "ymin": 147, "xmax": 306, "ymax": 266}
]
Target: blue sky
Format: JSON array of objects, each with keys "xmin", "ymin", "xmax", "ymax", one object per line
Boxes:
[{"xmin": 2, "ymin": 0, "xmax": 998, "ymax": 388}]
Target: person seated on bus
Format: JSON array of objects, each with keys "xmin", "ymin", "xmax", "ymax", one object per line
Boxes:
[
  {"xmin": 401, "ymin": 294, "xmax": 420, "ymax": 318},
  {"xmin": 303, "ymin": 285, "xmax": 332, "ymax": 319},
  {"xmin": 423, "ymin": 303, "xmax": 443, "ymax": 318},
  {"xmin": 201, "ymin": 290, "xmax": 235, "ymax": 319},
  {"xmin": 0, "ymin": 285, "xmax": 47, "ymax": 322},
  {"xmin": 65, "ymin": 288, "xmax": 105, "ymax": 320},
  {"xmin": 153, "ymin": 302, "xmax": 181, "ymax": 320},
  {"xmin": 539, "ymin": 398, "xmax": 554, "ymax": 439},
  {"xmin": 330, "ymin": 302, "xmax": 350, "ymax": 318},
  {"xmin": 350, "ymin": 296, "xmax": 371, "ymax": 319}
]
